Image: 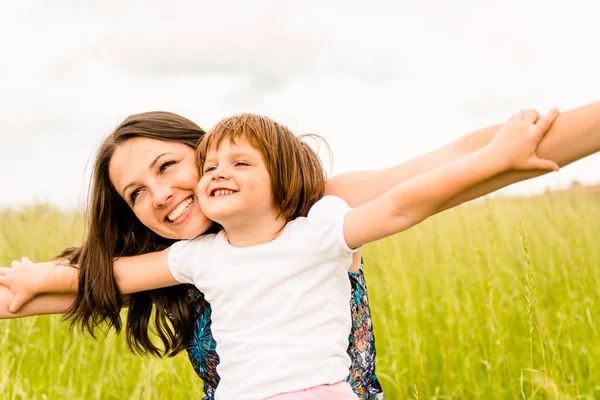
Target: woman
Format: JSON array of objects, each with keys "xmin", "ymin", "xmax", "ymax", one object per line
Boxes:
[
  {"xmin": 2, "ymin": 102, "xmax": 600, "ymax": 399},
  {"xmin": 4, "ymin": 112, "xmax": 387, "ymax": 399}
]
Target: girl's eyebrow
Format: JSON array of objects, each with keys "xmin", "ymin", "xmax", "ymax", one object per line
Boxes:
[
  {"xmin": 203, "ymin": 151, "xmax": 248, "ymax": 163},
  {"xmin": 121, "ymin": 152, "xmax": 174, "ymax": 197},
  {"xmin": 229, "ymin": 151, "xmax": 255, "ymax": 158},
  {"xmin": 214, "ymin": 151, "xmax": 256, "ymax": 160}
]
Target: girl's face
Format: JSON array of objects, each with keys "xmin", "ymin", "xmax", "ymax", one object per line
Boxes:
[
  {"xmin": 109, "ymin": 137, "xmax": 213, "ymax": 240},
  {"xmin": 197, "ymin": 136, "xmax": 276, "ymax": 228}
]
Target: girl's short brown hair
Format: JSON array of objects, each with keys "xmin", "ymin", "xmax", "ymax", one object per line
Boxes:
[{"xmin": 196, "ymin": 113, "xmax": 327, "ymax": 220}]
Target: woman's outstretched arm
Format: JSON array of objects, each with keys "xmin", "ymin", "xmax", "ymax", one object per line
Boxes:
[
  {"xmin": 0, "ymin": 285, "xmax": 74, "ymax": 318},
  {"xmin": 326, "ymin": 101, "xmax": 600, "ymax": 208},
  {"xmin": 343, "ymin": 109, "xmax": 559, "ymax": 249},
  {"xmin": 441, "ymin": 101, "xmax": 600, "ymax": 211},
  {"xmin": 0, "ymin": 248, "xmax": 177, "ymax": 313}
]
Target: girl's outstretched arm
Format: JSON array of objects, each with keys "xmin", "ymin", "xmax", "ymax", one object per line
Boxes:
[
  {"xmin": 441, "ymin": 101, "xmax": 600, "ymax": 211},
  {"xmin": 0, "ymin": 259, "xmax": 77, "ymax": 313},
  {"xmin": 327, "ymin": 101, "xmax": 600, "ymax": 208},
  {"xmin": 343, "ymin": 109, "xmax": 559, "ymax": 249},
  {"xmin": 0, "ymin": 248, "xmax": 178, "ymax": 313},
  {"xmin": 111, "ymin": 249, "xmax": 178, "ymax": 293}
]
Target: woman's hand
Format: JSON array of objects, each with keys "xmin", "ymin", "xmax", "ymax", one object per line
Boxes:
[
  {"xmin": 0, "ymin": 286, "xmax": 76, "ymax": 319},
  {"xmin": 490, "ymin": 108, "xmax": 560, "ymax": 172},
  {"xmin": 342, "ymin": 108, "xmax": 562, "ymax": 249},
  {"xmin": 0, "ymin": 257, "xmax": 65, "ymax": 312},
  {"xmin": 326, "ymin": 101, "xmax": 600, "ymax": 211}
]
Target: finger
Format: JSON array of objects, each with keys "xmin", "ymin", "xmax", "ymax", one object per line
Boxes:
[
  {"xmin": 529, "ymin": 157, "xmax": 560, "ymax": 172},
  {"xmin": 10, "ymin": 260, "xmax": 21, "ymax": 268},
  {"xmin": 516, "ymin": 109, "xmax": 526, "ymax": 121},
  {"xmin": 523, "ymin": 108, "xmax": 539, "ymax": 124},
  {"xmin": 9, "ymin": 293, "xmax": 31, "ymax": 313},
  {"xmin": 21, "ymin": 256, "xmax": 31, "ymax": 263},
  {"xmin": 533, "ymin": 108, "xmax": 559, "ymax": 137}
]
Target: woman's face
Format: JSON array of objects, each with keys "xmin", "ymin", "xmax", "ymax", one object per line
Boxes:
[{"xmin": 109, "ymin": 137, "xmax": 213, "ymax": 240}]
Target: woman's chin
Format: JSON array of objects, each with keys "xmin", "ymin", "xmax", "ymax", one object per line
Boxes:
[
  {"xmin": 178, "ymin": 217, "xmax": 214, "ymax": 240},
  {"xmin": 158, "ymin": 204, "xmax": 213, "ymax": 239}
]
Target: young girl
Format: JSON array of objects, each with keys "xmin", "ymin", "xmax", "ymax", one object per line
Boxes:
[{"xmin": 4, "ymin": 109, "xmax": 559, "ymax": 399}]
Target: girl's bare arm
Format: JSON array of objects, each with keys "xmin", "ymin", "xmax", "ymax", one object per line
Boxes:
[
  {"xmin": 344, "ymin": 109, "xmax": 559, "ymax": 249},
  {"xmin": 441, "ymin": 101, "xmax": 600, "ymax": 211},
  {"xmin": 0, "ymin": 249, "xmax": 176, "ymax": 313},
  {"xmin": 326, "ymin": 101, "xmax": 600, "ymax": 209}
]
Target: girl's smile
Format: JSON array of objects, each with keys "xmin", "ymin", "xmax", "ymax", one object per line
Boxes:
[{"xmin": 210, "ymin": 188, "xmax": 237, "ymax": 197}]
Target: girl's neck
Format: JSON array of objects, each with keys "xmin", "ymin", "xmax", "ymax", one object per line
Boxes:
[{"xmin": 222, "ymin": 214, "xmax": 287, "ymax": 248}]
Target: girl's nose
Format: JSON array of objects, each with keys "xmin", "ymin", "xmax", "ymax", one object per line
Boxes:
[{"xmin": 211, "ymin": 165, "xmax": 230, "ymax": 181}]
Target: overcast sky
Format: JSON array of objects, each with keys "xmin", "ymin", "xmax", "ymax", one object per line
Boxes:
[{"xmin": 1, "ymin": 1, "xmax": 599, "ymax": 209}]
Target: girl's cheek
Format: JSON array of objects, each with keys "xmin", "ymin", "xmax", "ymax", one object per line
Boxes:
[
  {"xmin": 195, "ymin": 183, "xmax": 204, "ymax": 199},
  {"xmin": 197, "ymin": 176, "xmax": 210, "ymax": 192}
]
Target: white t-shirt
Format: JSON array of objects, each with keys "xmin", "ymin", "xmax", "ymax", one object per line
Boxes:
[{"xmin": 169, "ymin": 196, "xmax": 356, "ymax": 400}]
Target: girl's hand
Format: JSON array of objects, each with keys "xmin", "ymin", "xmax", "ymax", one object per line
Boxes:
[
  {"xmin": 491, "ymin": 108, "xmax": 561, "ymax": 172},
  {"xmin": 0, "ymin": 257, "xmax": 58, "ymax": 313}
]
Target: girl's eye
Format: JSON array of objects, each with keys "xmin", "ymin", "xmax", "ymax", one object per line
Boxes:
[
  {"xmin": 235, "ymin": 161, "xmax": 248, "ymax": 167},
  {"xmin": 130, "ymin": 188, "xmax": 142, "ymax": 204},
  {"xmin": 204, "ymin": 166, "xmax": 217, "ymax": 173},
  {"xmin": 160, "ymin": 161, "xmax": 176, "ymax": 173}
]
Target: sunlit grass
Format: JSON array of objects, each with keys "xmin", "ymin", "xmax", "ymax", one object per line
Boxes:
[{"xmin": 1, "ymin": 194, "xmax": 599, "ymax": 399}]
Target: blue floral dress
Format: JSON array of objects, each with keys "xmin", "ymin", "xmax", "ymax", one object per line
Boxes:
[{"xmin": 185, "ymin": 259, "xmax": 385, "ymax": 400}]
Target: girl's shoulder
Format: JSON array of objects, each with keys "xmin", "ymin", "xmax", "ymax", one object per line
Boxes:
[
  {"xmin": 172, "ymin": 231, "xmax": 222, "ymax": 253},
  {"xmin": 308, "ymin": 195, "xmax": 350, "ymax": 217}
]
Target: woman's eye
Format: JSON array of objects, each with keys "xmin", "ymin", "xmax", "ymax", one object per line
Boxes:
[
  {"xmin": 160, "ymin": 161, "xmax": 176, "ymax": 173},
  {"xmin": 204, "ymin": 166, "xmax": 217, "ymax": 173},
  {"xmin": 235, "ymin": 161, "xmax": 248, "ymax": 167},
  {"xmin": 130, "ymin": 188, "xmax": 142, "ymax": 204}
]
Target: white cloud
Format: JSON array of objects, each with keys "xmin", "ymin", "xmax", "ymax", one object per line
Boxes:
[{"xmin": 1, "ymin": 1, "xmax": 599, "ymax": 208}]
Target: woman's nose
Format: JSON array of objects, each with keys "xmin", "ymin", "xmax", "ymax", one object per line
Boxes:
[{"xmin": 151, "ymin": 185, "xmax": 173, "ymax": 207}]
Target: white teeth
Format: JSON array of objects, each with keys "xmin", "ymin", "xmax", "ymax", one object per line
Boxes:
[
  {"xmin": 167, "ymin": 197, "xmax": 194, "ymax": 222},
  {"xmin": 213, "ymin": 189, "xmax": 235, "ymax": 197}
]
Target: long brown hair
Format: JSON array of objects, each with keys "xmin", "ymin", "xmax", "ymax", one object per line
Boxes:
[
  {"xmin": 62, "ymin": 111, "xmax": 206, "ymax": 357},
  {"xmin": 197, "ymin": 113, "xmax": 327, "ymax": 221}
]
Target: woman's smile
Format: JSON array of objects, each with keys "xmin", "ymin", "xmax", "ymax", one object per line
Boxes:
[{"xmin": 166, "ymin": 196, "xmax": 195, "ymax": 223}]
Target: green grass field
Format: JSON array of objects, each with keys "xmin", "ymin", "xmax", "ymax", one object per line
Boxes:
[{"xmin": 1, "ymin": 193, "xmax": 599, "ymax": 399}]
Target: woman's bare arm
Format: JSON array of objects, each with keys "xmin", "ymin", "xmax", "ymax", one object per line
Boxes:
[
  {"xmin": 0, "ymin": 286, "xmax": 74, "ymax": 318},
  {"xmin": 441, "ymin": 101, "xmax": 600, "ymax": 211},
  {"xmin": 326, "ymin": 101, "xmax": 600, "ymax": 208},
  {"xmin": 344, "ymin": 109, "xmax": 559, "ymax": 249},
  {"xmin": 0, "ymin": 249, "xmax": 176, "ymax": 313}
]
